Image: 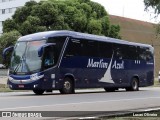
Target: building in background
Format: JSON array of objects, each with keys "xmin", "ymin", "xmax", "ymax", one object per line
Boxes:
[{"xmin": 0, "ymin": 0, "xmax": 40, "ymax": 36}]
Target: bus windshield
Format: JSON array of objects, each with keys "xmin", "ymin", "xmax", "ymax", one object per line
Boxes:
[{"xmin": 10, "ymin": 40, "xmax": 46, "ymax": 74}]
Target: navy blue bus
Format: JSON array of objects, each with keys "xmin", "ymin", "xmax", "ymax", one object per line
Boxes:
[{"xmin": 3, "ymin": 30, "xmax": 154, "ymax": 95}]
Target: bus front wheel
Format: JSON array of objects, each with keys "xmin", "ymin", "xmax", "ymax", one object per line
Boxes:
[
  {"xmin": 126, "ymin": 77, "xmax": 139, "ymax": 91},
  {"xmin": 59, "ymin": 77, "xmax": 75, "ymax": 94},
  {"xmin": 33, "ymin": 89, "xmax": 45, "ymax": 95}
]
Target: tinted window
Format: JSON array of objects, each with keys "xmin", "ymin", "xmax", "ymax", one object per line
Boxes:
[
  {"xmin": 112, "ymin": 44, "xmax": 138, "ymax": 60},
  {"xmin": 65, "ymin": 39, "xmax": 99, "ymax": 57},
  {"xmin": 125, "ymin": 45, "xmax": 138, "ymax": 60},
  {"xmin": 113, "ymin": 44, "xmax": 124, "ymax": 59},
  {"xmin": 48, "ymin": 36, "xmax": 66, "ymax": 59},
  {"xmin": 123, "ymin": 45, "xmax": 137, "ymax": 60},
  {"xmin": 82, "ymin": 40, "xmax": 98, "ymax": 57},
  {"xmin": 65, "ymin": 39, "xmax": 83, "ymax": 57},
  {"xmin": 146, "ymin": 47, "xmax": 153, "ymax": 61},
  {"xmin": 99, "ymin": 42, "xmax": 113, "ymax": 58},
  {"xmin": 138, "ymin": 46, "xmax": 153, "ymax": 61},
  {"xmin": 138, "ymin": 46, "xmax": 146, "ymax": 60}
]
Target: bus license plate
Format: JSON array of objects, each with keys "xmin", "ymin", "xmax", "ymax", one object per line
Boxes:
[{"xmin": 18, "ymin": 85, "xmax": 24, "ymax": 88}]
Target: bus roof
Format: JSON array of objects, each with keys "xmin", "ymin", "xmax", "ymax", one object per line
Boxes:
[{"xmin": 18, "ymin": 30, "xmax": 152, "ymax": 48}]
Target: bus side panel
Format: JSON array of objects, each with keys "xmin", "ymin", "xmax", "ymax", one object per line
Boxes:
[
  {"xmin": 60, "ymin": 56, "xmax": 112, "ymax": 88},
  {"xmin": 123, "ymin": 59, "xmax": 154, "ymax": 87},
  {"xmin": 59, "ymin": 56, "xmax": 130, "ymax": 88},
  {"xmin": 59, "ymin": 56, "xmax": 154, "ymax": 89},
  {"xmin": 42, "ymin": 68, "xmax": 57, "ymax": 90},
  {"xmin": 139, "ymin": 62, "xmax": 154, "ymax": 87}
]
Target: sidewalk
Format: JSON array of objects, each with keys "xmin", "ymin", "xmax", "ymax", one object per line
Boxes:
[{"xmin": 0, "ymin": 76, "xmax": 7, "ymax": 84}]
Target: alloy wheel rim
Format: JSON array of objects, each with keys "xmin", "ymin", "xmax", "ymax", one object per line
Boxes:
[{"xmin": 64, "ymin": 81, "xmax": 71, "ymax": 90}]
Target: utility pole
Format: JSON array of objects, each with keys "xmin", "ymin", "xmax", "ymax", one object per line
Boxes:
[{"xmin": 122, "ymin": 5, "xmax": 125, "ymax": 17}]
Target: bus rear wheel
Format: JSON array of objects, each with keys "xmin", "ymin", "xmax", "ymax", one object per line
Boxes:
[
  {"xmin": 59, "ymin": 77, "xmax": 75, "ymax": 94},
  {"xmin": 126, "ymin": 77, "xmax": 139, "ymax": 91},
  {"xmin": 33, "ymin": 89, "xmax": 45, "ymax": 95}
]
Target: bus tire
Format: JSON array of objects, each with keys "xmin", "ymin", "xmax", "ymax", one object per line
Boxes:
[
  {"xmin": 126, "ymin": 77, "xmax": 139, "ymax": 91},
  {"xmin": 59, "ymin": 77, "xmax": 75, "ymax": 94},
  {"xmin": 33, "ymin": 89, "xmax": 45, "ymax": 95}
]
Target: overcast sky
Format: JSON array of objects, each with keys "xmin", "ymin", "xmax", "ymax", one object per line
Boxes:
[{"xmin": 91, "ymin": 0, "xmax": 159, "ymax": 23}]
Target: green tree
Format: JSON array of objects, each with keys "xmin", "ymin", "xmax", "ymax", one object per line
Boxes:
[
  {"xmin": 0, "ymin": 31, "xmax": 21, "ymax": 66},
  {"xmin": 31, "ymin": 1, "xmax": 59, "ymax": 29},
  {"xmin": 109, "ymin": 25, "xmax": 121, "ymax": 39},
  {"xmin": 101, "ymin": 16, "xmax": 110, "ymax": 36},
  {"xmin": 144, "ymin": 0, "xmax": 160, "ymax": 40},
  {"xmin": 144, "ymin": 0, "xmax": 160, "ymax": 14},
  {"xmin": 155, "ymin": 24, "xmax": 160, "ymax": 36},
  {"xmin": 3, "ymin": 19, "xmax": 17, "ymax": 33},
  {"xmin": 87, "ymin": 19, "xmax": 102, "ymax": 35},
  {"xmin": 3, "ymin": 0, "xmax": 121, "ymax": 38},
  {"xmin": 12, "ymin": 1, "xmax": 38, "ymax": 24},
  {"xmin": 19, "ymin": 16, "xmax": 47, "ymax": 35}
]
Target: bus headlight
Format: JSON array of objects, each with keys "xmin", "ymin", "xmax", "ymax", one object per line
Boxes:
[
  {"xmin": 8, "ymin": 76, "xmax": 14, "ymax": 81},
  {"xmin": 30, "ymin": 73, "xmax": 39, "ymax": 81},
  {"xmin": 30, "ymin": 73, "xmax": 44, "ymax": 81}
]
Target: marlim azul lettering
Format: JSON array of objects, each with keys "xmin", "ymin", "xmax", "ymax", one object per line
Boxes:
[
  {"xmin": 87, "ymin": 59, "xmax": 124, "ymax": 69},
  {"xmin": 87, "ymin": 59, "xmax": 108, "ymax": 68}
]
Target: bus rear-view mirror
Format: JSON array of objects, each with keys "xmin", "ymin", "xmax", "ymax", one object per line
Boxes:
[
  {"xmin": 38, "ymin": 43, "xmax": 56, "ymax": 57},
  {"xmin": 2, "ymin": 46, "xmax": 14, "ymax": 60}
]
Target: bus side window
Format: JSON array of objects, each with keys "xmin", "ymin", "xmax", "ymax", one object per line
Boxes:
[
  {"xmin": 125, "ymin": 45, "xmax": 137, "ymax": 60},
  {"xmin": 99, "ymin": 42, "xmax": 112, "ymax": 58},
  {"xmin": 47, "ymin": 37, "xmax": 66, "ymax": 61},
  {"xmin": 113, "ymin": 44, "xmax": 123, "ymax": 59},
  {"xmin": 145, "ymin": 48, "xmax": 153, "ymax": 61},
  {"xmin": 138, "ymin": 46, "xmax": 146, "ymax": 61},
  {"xmin": 137, "ymin": 46, "xmax": 153, "ymax": 61},
  {"xmin": 64, "ymin": 39, "xmax": 82, "ymax": 57},
  {"xmin": 82, "ymin": 40, "xmax": 98, "ymax": 57}
]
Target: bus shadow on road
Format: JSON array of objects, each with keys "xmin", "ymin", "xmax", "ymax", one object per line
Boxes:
[{"xmin": 10, "ymin": 89, "xmax": 147, "ymax": 97}]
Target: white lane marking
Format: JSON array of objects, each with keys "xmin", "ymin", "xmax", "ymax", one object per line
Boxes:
[
  {"xmin": 79, "ymin": 117, "xmax": 97, "ymax": 119},
  {"xmin": 143, "ymin": 108, "xmax": 160, "ymax": 112},
  {"xmin": 1, "ymin": 96, "xmax": 160, "ymax": 110}
]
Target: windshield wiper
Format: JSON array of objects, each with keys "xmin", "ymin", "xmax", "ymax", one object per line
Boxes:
[
  {"xmin": 13, "ymin": 53, "xmax": 25, "ymax": 74},
  {"xmin": 22, "ymin": 55, "xmax": 31, "ymax": 73},
  {"xmin": 13, "ymin": 59, "xmax": 22, "ymax": 74}
]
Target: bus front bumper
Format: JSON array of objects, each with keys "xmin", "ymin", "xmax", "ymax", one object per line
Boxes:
[{"xmin": 7, "ymin": 73, "xmax": 44, "ymax": 90}]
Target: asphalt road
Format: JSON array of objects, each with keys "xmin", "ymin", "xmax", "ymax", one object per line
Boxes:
[{"xmin": 0, "ymin": 87, "xmax": 160, "ymax": 119}]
